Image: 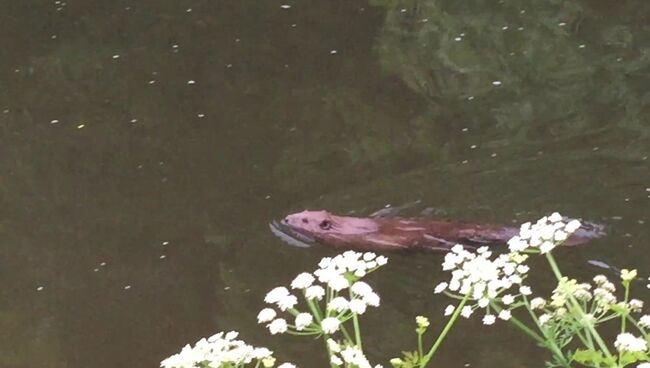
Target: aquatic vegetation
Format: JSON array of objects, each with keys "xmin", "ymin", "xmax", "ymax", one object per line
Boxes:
[{"xmin": 162, "ymin": 214, "xmax": 650, "ymax": 368}]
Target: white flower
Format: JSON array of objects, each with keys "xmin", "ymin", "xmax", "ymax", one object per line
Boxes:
[
  {"xmin": 478, "ymin": 298, "xmax": 489, "ymax": 308},
  {"xmin": 328, "ymin": 297, "xmax": 349, "ymax": 312},
  {"xmin": 277, "ymin": 294, "xmax": 298, "ymax": 311},
  {"xmin": 268, "ymin": 318, "xmax": 288, "ymax": 334},
  {"xmin": 305, "ymin": 285, "xmax": 325, "ymax": 300},
  {"xmin": 444, "ymin": 305, "xmax": 455, "ymax": 316},
  {"xmin": 637, "ymin": 363, "xmax": 650, "ymax": 368},
  {"xmin": 349, "ymin": 299, "xmax": 367, "ymax": 314},
  {"xmin": 161, "ymin": 331, "xmax": 278, "ymax": 368},
  {"xmin": 291, "ymin": 273, "xmax": 315, "ymax": 289},
  {"xmin": 460, "ymin": 306, "xmax": 473, "ymax": 318},
  {"xmin": 614, "ymin": 333, "xmax": 647, "ymax": 353},
  {"xmin": 502, "ymin": 294, "xmax": 515, "ymax": 305},
  {"xmin": 498, "ymin": 310, "xmax": 512, "ymax": 320},
  {"xmin": 483, "ymin": 314, "xmax": 496, "ymax": 325},
  {"xmin": 278, "ymin": 364, "xmax": 296, "ymax": 368},
  {"xmin": 257, "ymin": 308, "xmax": 277, "ymax": 323},
  {"xmin": 331, "ymin": 355, "xmax": 343, "ymax": 366},
  {"xmin": 363, "ymin": 252, "xmax": 376, "ymax": 261},
  {"xmin": 593, "ymin": 275, "xmax": 608, "ymax": 285},
  {"xmin": 328, "ymin": 274, "xmax": 350, "ymax": 291},
  {"xmin": 327, "ymin": 339, "xmax": 341, "ymax": 353},
  {"xmin": 295, "ymin": 313, "xmax": 313, "ymax": 330},
  {"xmin": 530, "ymin": 298, "xmax": 546, "ymax": 310},
  {"xmin": 434, "ymin": 282, "xmax": 448, "ymax": 294},
  {"xmin": 548, "ymin": 212, "xmax": 563, "ymax": 223},
  {"xmin": 321, "ymin": 317, "xmax": 340, "ymax": 334},
  {"xmin": 629, "ymin": 299, "xmax": 643, "ymax": 313},
  {"xmin": 540, "ymin": 241, "xmax": 555, "ymax": 254},
  {"xmin": 554, "ymin": 230, "xmax": 568, "ymax": 242},
  {"xmin": 520, "ymin": 286, "xmax": 532, "ymax": 295},
  {"xmin": 639, "ymin": 315, "xmax": 650, "ymax": 328},
  {"xmin": 363, "ymin": 292, "xmax": 380, "ymax": 307},
  {"xmin": 265, "ymin": 287, "xmax": 290, "ymax": 304},
  {"xmin": 376, "ymin": 256, "xmax": 388, "ymax": 266},
  {"xmin": 351, "ymin": 281, "xmax": 373, "ymax": 297},
  {"xmin": 564, "ymin": 219, "xmax": 581, "ymax": 233}
]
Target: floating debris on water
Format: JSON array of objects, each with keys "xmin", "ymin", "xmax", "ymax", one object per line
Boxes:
[
  {"xmin": 77, "ymin": 124, "xmax": 85, "ymax": 129},
  {"xmin": 280, "ymin": 5, "xmax": 291, "ymax": 9},
  {"xmin": 160, "ymin": 255, "xmax": 167, "ymax": 259},
  {"xmin": 162, "ymin": 241, "xmax": 169, "ymax": 245},
  {"xmin": 36, "ymin": 286, "xmax": 44, "ymax": 291},
  {"xmin": 124, "ymin": 285, "xmax": 132, "ymax": 290},
  {"xmin": 100, "ymin": 262, "xmax": 107, "ymax": 267},
  {"xmin": 330, "ymin": 50, "xmax": 338, "ymax": 54},
  {"xmin": 454, "ymin": 37, "xmax": 462, "ymax": 41},
  {"xmin": 130, "ymin": 118, "xmax": 137, "ymax": 123},
  {"xmin": 112, "ymin": 54, "xmax": 120, "ymax": 59},
  {"xmin": 467, "ymin": 96, "xmax": 474, "ymax": 100},
  {"xmin": 197, "ymin": 113, "xmax": 205, "ymax": 118},
  {"xmin": 492, "ymin": 80, "xmax": 502, "ymax": 86},
  {"xmin": 187, "ymin": 80, "xmax": 196, "ymax": 85},
  {"xmin": 470, "ymin": 144, "xmax": 477, "ymax": 149},
  {"xmin": 50, "ymin": 119, "xmax": 59, "ymax": 124},
  {"xmin": 579, "ymin": 44, "xmax": 586, "ymax": 49},
  {"xmin": 558, "ymin": 22, "xmax": 566, "ymax": 27}
]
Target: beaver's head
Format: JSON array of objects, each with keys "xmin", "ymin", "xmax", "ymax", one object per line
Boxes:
[{"xmin": 280, "ymin": 210, "xmax": 379, "ymax": 240}]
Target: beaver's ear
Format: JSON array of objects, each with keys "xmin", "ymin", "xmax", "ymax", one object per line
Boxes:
[{"xmin": 319, "ymin": 219, "xmax": 332, "ymax": 230}]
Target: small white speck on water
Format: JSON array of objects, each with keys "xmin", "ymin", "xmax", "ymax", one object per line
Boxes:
[
  {"xmin": 162, "ymin": 241, "xmax": 169, "ymax": 246},
  {"xmin": 617, "ymin": 57, "xmax": 623, "ymax": 62},
  {"xmin": 491, "ymin": 153, "xmax": 498, "ymax": 157},
  {"xmin": 470, "ymin": 144, "xmax": 477, "ymax": 149},
  {"xmin": 579, "ymin": 44, "xmax": 586, "ymax": 49},
  {"xmin": 100, "ymin": 262, "xmax": 107, "ymax": 267},
  {"xmin": 518, "ymin": 27, "xmax": 524, "ymax": 31},
  {"xmin": 492, "ymin": 80, "xmax": 502, "ymax": 86},
  {"xmin": 125, "ymin": 6, "xmax": 131, "ymax": 10},
  {"xmin": 187, "ymin": 80, "xmax": 196, "ymax": 85},
  {"xmin": 160, "ymin": 255, "xmax": 167, "ymax": 259},
  {"xmin": 520, "ymin": 10, "xmax": 526, "ymax": 14},
  {"xmin": 462, "ymin": 160, "xmax": 469, "ymax": 164},
  {"xmin": 509, "ymin": 52, "xmax": 515, "ymax": 56},
  {"xmin": 280, "ymin": 4, "xmax": 291, "ymax": 9},
  {"xmin": 51, "ymin": 35, "xmax": 57, "ymax": 39},
  {"xmin": 461, "ymin": 127, "xmax": 468, "ymax": 132},
  {"xmin": 467, "ymin": 96, "xmax": 475, "ymax": 100},
  {"xmin": 130, "ymin": 118, "xmax": 138, "ymax": 123},
  {"xmin": 265, "ymin": 195, "xmax": 271, "ymax": 199},
  {"xmin": 400, "ymin": 8, "xmax": 407, "ymax": 12},
  {"xmin": 172, "ymin": 44, "xmax": 179, "ymax": 49},
  {"xmin": 93, "ymin": 268, "xmax": 99, "ymax": 272},
  {"xmin": 224, "ymin": 286, "xmax": 231, "ymax": 290},
  {"xmin": 645, "ymin": 188, "xmax": 650, "ymax": 192},
  {"xmin": 148, "ymin": 80, "xmax": 156, "ymax": 84},
  {"xmin": 290, "ymin": 23, "xmax": 297, "ymax": 28},
  {"xmin": 112, "ymin": 54, "xmax": 120, "ymax": 59},
  {"xmin": 421, "ymin": 18, "xmax": 429, "ymax": 23},
  {"xmin": 537, "ymin": 151, "xmax": 544, "ymax": 155},
  {"xmin": 77, "ymin": 124, "xmax": 85, "ymax": 129},
  {"xmin": 124, "ymin": 285, "xmax": 132, "ymax": 290},
  {"xmin": 639, "ymin": 220, "xmax": 645, "ymax": 224},
  {"xmin": 330, "ymin": 50, "xmax": 338, "ymax": 54},
  {"xmin": 197, "ymin": 113, "xmax": 205, "ymax": 118},
  {"xmin": 284, "ymin": 64, "xmax": 289, "ymax": 68},
  {"xmin": 460, "ymin": 33, "xmax": 465, "ymax": 36},
  {"xmin": 558, "ymin": 22, "xmax": 566, "ymax": 27},
  {"xmin": 3, "ymin": 109, "xmax": 9, "ymax": 113},
  {"xmin": 642, "ymin": 156, "xmax": 647, "ymax": 160},
  {"xmin": 36, "ymin": 286, "xmax": 44, "ymax": 291},
  {"xmin": 186, "ymin": 8, "xmax": 192, "ymax": 12},
  {"xmin": 235, "ymin": 38, "xmax": 240, "ymax": 42},
  {"xmin": 624, "ymin": 198, "xmax": 630, "ymax": 202},
  {"xmin": 226, "ymin": 64, "xmax": 232, "ymax": 68},
  {"xmin": 502, "ymin": 26, "xmax": 509, "ymax": 30},
  {"xmin": 50, "ymin": 119, "xmax": 59, "ymax": 124},
  {"xmin": 454, "ymin": 37, "xmax": 462, "ymax": 41},
  {"xmin": 14, "ymin": 69, "xmax": 20, "ymax": 73},
  {"xmin": 592, "ymin": 146, "xmax": 599, "ymax": 151}
]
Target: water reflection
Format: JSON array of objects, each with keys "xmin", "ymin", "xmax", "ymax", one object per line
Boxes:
[{"xmin": 0, "ymin": 0, "xmax": 648, "ymax": 367}]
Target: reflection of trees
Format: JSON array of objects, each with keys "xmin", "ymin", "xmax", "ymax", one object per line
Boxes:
[{"xmin": 372, "ymin": 0, "xmax": 650, "ymax": 152}]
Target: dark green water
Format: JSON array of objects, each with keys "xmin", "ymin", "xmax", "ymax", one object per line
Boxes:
[{"xmin": 1, "ymin": 1, "xmax": 649, "ymax": 367}]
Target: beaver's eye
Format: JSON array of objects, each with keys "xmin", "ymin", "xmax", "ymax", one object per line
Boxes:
[
  {"xmin": 302, "ymin": 218, "xmax": 309, "ymax": 224},
  {"xmin": 319, "ymin": 220, "xmax": 332, "ymax": 230}
]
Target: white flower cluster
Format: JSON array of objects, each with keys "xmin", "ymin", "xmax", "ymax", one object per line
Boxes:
[
  {"xmin": 507, "ymin": 213, "xmax": 581, "ymax": 254},
  {"xmin": 614, "ymin": 333, "xmax": 648, "ymax": 353},
  {"xmin": 160, "ymin": 331, "xmax": 293, "ymax": 368},
  {"xmin": 259, "ymin": 251, "xmax": 386, "ymax": 336},
  {"xmin": 533, "ymin": 274, "xmax": 646, "ymax": 328},
  {"xmin": 327, "ymin": 339, "xmax": 383, "ymax": 368},
  {"xmin": 436, "ymin": 245, "xmax": 531, "ymax": 324}
]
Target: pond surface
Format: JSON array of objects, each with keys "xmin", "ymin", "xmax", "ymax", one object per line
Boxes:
[{"xmin": 1, "ymin": 0, "xmax": 649, "ymax": 367}]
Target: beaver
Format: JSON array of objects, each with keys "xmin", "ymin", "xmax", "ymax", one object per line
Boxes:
[{"xmin": 270, "ymin": 210, "xmax": 605, "ymax": 252}]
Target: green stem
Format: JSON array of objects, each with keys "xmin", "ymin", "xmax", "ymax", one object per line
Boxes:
[
  {"xmin": 419, "ymin": 295, "xmax": 469, "ymax": 367},
  {"xmin": 621, "ymin": 283, "xmax": 630, "ymax": 333},
  {"xmin": 417, "ymin": 330, "xmax": 424, "ymax": 362},
  {"xmin": 349, "ymin": 290, "xmax": 363, "ymax": 349},
  {"xmin": 545, "ymin": 253, "xmax": 615, "ymax": 362}
]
